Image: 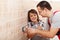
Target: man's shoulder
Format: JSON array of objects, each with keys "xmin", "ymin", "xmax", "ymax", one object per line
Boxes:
[
  {"xmin": 53, "ymin": 11, "xmax": 60, "ymax": 18},
  {"xmin": 52, "ymin": 11, "xmax": 60, "ymax": 21}
]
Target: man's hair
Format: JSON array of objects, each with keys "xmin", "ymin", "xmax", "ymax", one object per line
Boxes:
[{"xmin": 37, "ymin": 1, "xmax": 52, "ymax": 10}]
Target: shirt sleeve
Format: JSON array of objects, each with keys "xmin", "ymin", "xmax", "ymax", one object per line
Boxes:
[{"xmin": 51, "ymin": 12, "xmax": 60, "ymax": 28}]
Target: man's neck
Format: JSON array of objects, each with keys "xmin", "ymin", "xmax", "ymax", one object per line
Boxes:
[{"xmin": 47, "ymin": 11, "xmax": 53, "ymax": 18}]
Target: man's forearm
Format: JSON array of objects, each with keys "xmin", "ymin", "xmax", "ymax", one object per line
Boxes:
[
  {"xmin": 36, "ymin": 29, "xmax": 53, "ymax": 38},
  {"xmin": 36, "ymin": 28, "xmax": 59, "ymax": 38}
]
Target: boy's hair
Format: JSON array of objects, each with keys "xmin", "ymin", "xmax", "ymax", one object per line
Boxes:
[
  {"xmin": 37, "ymin": 1, "xmax": 52, "ymax": 10},
  {"xmin": 28, "ymin": 9, "xmax": 39, "ymax": 22}
]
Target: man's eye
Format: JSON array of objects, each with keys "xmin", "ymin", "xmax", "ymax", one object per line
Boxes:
[
  {"xmin": 39, "ymin": 11, "xmax": 42, "ymax": 13},
  {"xmin": 39, "ymin": 12, "xmax": 41, "ymax": 13},
  {"xmin": 39, "ymin": 11, "xmax": 41, "ymax": 13}
]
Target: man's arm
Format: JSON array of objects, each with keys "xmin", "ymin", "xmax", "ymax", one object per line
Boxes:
[{"xmin": 36, "ymin": 27, "xmax": 59, "ymax": 38}]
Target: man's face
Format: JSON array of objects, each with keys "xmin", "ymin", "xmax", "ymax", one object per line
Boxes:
[{"xmin": 37, "ymin": 6, "xmax": 47, "ymax": 17}]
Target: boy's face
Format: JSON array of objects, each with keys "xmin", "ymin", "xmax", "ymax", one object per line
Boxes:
[
  {"xmin": 30, "ymin": 13, "xmax": 38, "ymax": 22},
  {"xmin": 37, "ymin": 6, "xmax": 48, "ymax": 17}
]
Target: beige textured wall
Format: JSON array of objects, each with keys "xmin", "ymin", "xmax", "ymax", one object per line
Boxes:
[{"xmin": 0, "ymin": 0, "xmax": 27, "ymax": 40}]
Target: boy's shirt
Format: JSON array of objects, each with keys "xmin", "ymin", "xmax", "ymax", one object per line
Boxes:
[{"xmin": 28, "ymin": 20, "xmax": 49, "ymax": 30}]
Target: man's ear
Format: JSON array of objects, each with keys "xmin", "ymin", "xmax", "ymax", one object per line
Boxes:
[{"xmin": 44, "ymin": 8, "xmax": 48, "ymax": 12}]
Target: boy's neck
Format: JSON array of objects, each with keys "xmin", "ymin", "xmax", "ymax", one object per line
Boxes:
[{"xmin": 33, "ymin": 21, "xmax": 38, "ymax": 24}]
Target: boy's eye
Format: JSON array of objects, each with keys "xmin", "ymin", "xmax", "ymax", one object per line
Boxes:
[
  {"xmin": 34, "ymin": 14, "xmax": 36, "ymax": 16},
  {"xmin": 30, "ymin": 15, "xmax": 33, "ymax": 17},
  {"xmin": 30, "ymin": 14, "xmax": 37, "ymax": 17}
]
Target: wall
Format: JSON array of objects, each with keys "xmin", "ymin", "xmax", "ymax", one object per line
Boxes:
[{"xmin": 0, "ymin": 0, "xmax": 26, "ymax": 40}]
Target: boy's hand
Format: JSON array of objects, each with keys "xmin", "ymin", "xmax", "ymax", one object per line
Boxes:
[{"xmin": 27, "ymin": 28, "xmax": 37, "ymax": 38}]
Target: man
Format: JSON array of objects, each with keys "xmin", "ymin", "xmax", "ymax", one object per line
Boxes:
[{"xmin": 27, "ymin": 1, "xmax": 60, "ymax": 39}]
